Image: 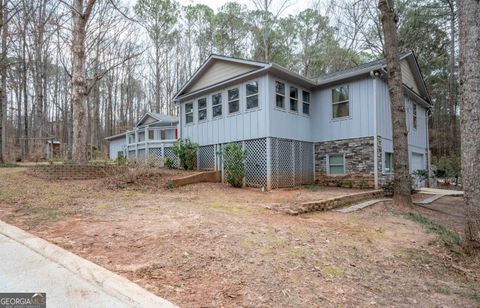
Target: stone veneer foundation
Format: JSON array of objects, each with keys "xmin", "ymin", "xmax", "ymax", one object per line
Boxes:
[{"xmin": 315, "ymin": 136, "xmax": 385, "ymax": 188}]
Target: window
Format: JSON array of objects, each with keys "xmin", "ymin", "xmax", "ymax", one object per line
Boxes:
[
  {"xmin": 302, "ymin": 90, "xmax": 310, "ymax": 115},
  {"xmin": 413, "ymin": 103, "xmax": 417, "ymax": 129},
  {"xmin": 148, "ymin": 130, "xmax": 154, "ymax": 140},
  {"xmin": 198, "ymin": 98, "xmax": 207, "ymax": 121},
  {"xmin": 185, "ymin": 102, "xmax": 193, "ymax": 124},
  {"xmin": 161, "ymin": 130, "xmax": 166, "ymax": 140},
  {"xmin": 328, "ymin": 154, "xmax": 345, "ymax": 175},
  {"xmin": 290, "ymin": 86, "xmax": 298, "ymax": 112},
  {"xmin": 385, "ymin": 152, "xmax": 393, "ymax": 173},
  {"xmin": 228, "ymin": 88, "xmax": 239, "ymax": 114},
  {"xmin": 332, "ymin": 85, "xmax": 349, "ymax": 118},
  {"xmin": 138, "ymin": 131, "xmax": 145, "ymax": 142},
  {"xmin": 275, "ymin": 81, "xmax": 285, "ymax": 108},
  {"xmin": 212, "ymin": 93, "xmax": 222, "ymax": 118},
  {"xmin": 128, "ymin": 134, "xmax": 135, "ymax": 143},
  {"xmin": 246, "ymin": 81, "xmax": 259, "ymax": 109}
]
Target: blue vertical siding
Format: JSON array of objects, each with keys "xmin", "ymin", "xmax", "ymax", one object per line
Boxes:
[{"xmin": 312, "ymin": 78, "xmax": 375, "ymax": 142}]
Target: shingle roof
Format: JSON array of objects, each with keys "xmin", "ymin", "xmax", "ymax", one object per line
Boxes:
[
  {"xmin": 149, "ymin": 113, "xmax": 178, "ymax": 123},
  {"xmin": 316, "ymin": 51, "xmax": 411, "ymax": 84}
]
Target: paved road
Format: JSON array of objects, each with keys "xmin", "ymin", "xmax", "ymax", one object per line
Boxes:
[{"xmin": 0, "ymin": 233, "xmax": 131, "ymax": 307}]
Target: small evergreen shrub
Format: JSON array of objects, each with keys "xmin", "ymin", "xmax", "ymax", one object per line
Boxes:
[
  {"xmin": 115, "ymin": 153, "xmax": 127, "ymax": 165},
  {"xmin": 172, "ymin": 138, "xmax": 198, "ymax": 170},
  {"xmin": 164, "ymin": 157, "xmax": 176, "ymax": 169},
  {"xmin": 222, "ymin": 143, "xmax": 247, "ymax": 188}
]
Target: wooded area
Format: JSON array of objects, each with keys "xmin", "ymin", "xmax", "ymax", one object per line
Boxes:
[{"xmin": 0, "ymin": 0, "xmax": 461, "ymax": 162}]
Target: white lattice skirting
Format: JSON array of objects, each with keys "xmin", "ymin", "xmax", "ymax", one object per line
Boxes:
[{"xmin": 198, "ymin": 138, "xmax": 314, "ymax": 189}]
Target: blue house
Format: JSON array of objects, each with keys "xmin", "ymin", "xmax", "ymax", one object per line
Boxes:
[
  {"xmin": 106, "ymin": 113, "xmax": 179, "ymax": 164},
  {"xmin": 173, "ymin": 52, "xmax": 431, "ymax": 190}
]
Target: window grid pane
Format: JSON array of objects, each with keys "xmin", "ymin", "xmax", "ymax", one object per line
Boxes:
[
  {"xmin": 229, "ymin": 100, "xmax": 239, "ymax": 113},
  {"xmin": 246, "ymin": 81, "xmax": 258, "ymax": 96},
  {"xmin": 247, "ymin": 95, "xmax": 258, "ymax": 109}
]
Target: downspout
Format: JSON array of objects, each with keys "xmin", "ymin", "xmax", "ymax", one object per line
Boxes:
[
  {"xmin": 426, "ymin": 108, "xmax": 432, "ymax": 187},
  {"xmin": 370, "ymin": 71, "xmax": 379, "ymax": 189}
]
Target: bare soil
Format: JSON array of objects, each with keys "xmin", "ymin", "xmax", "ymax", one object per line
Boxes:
[{"xmin": 0, "ymin": 168, "xmax": 478, "ymax": 307}]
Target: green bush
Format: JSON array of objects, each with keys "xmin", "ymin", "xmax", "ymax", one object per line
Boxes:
[
  {"xmin": 432, "ymin": 155, "xmax": 461, "ymax": 179},
  {"xmin": 222, "ymin": 143, "xmax": 247, "ymax": 188},
  {"xmin": 115, "ymin": 153, "xmax": 127, "ymax": 165},
  {"xmin": 172, "ymin": 138, "xmax": 198, "ymax": 170},
  {"xmin": 164, "ymin": 157, "xmax": 176, "ymax": 169}
]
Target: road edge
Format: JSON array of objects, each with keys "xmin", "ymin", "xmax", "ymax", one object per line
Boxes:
[{"xmin": 0, "ymin": 220, "xmax": 176, "ymax": 308}]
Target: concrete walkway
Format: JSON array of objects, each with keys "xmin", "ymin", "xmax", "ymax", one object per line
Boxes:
[
  {"xmin": 0, "ymin": 221, "xmax": 176, "ymax": 308},
  {"xmin": 336, "ymin": 198, "xmax": 391, "ymax": 213}
]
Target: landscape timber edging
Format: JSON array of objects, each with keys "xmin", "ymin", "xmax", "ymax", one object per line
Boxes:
[
  {"xmin": 282, "ymin": 190, "xmax": 385, "ymax": 215},
  {"xmin": 169, "ymin": 171, "xmax": 221, "ymax": 188}
]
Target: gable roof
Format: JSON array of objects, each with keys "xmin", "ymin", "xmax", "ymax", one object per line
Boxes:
[
  {"xmin": 174, "ymin": 51, "xmax": 430, "ymax": 105},
  {"xmin": 135, "ymin": 112, "xmax": 178, "ymax": 127},
  {"xmin": 174, "ymin": 54, "xmax": 270, "ymax": 100}
]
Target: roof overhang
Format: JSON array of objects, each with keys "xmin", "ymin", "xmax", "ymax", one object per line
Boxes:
[{"xmin": 105, "ymin": 132, "xmax": 127, "ymax": 141}]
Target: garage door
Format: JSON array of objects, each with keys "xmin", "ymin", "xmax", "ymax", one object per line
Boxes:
[{"xmin": 411, "ymin": 153, "xmax": 425, "ymax": 187}]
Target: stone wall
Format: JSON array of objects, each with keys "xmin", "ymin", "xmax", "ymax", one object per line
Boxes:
[
  {"xmin": 28, "ymin": 164, "xmax": 124, "ymax": 180},
  {"xmin": 315, "ymin": 136, "xmax": 380, "ymax": 188}
]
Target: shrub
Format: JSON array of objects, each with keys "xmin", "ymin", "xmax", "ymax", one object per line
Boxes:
[
  {"xmin": 115, "ymin": 154, "xmax": 127, "ymax": 165},
  {"xmin": 164, "ymin": 157, "xmax": 176, "ymax": 169},
  {"xmin": 222, "ymin": 143, "xmax": 247, "ymax": 188},
  {"xmin": 432, "ymin": 155, "xmax": 461, "ymax": 184},
  {"xmin": 358, "ymin": 179, "xmax": 368, "ymax": 190},
  {"xmin": 172, "ymin": 138, "xmax": 198, "ymax": 170}
]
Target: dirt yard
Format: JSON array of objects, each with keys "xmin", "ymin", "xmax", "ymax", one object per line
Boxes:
[{"xmin": 0, "ymin": 167, "xmax": 479, "ymax": 307}]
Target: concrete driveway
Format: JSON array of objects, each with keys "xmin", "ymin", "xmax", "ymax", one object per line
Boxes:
[{"xmin": 0, "ymin": 222, "xmax": 175, "ymax": 308}]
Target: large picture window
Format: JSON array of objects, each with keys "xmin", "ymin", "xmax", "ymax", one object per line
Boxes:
[
  {"xmin": 246, "ymin": 81, "xmax": 259, "ymax": 109},
  {"xmin": 290, "ymin": 86, "xmax": 298, "ymax": 112},
  {"xmin": 198, "ymin": 98, "xmax": 207, "ymax": 121},
  {"xmin": 275, "ymin": 81, "xmax": 285, "ymax": 108},
  {"xmin": 185, "ymin": 102, "xmax": 193, "ymax": 124},
  {"xmin": 332, "ymin": 86, "xmax": 349, "ymax": 118},
  {"xmin": 228, "ymin": 88, "xmax": 239, "ymax": 114},
  {"xmin": 328, "ymin": 154, "xmax": 345, "ymax": 175},
  {"xmin": 302, "ymin": 90, "xmax": 310, "ymax": 115},
  {"xmin": 212, "ymin": 93, "xmax": 222, "ymax": 118}
]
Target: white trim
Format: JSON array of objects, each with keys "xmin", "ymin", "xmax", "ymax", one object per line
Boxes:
[
  {"xmin": 211, "ymin": 92, "xmax": 223, "ymax": 119},
  {"xmin": 274, "ymin": 80, "xmax": 286, "ymax": 109},
  {"xmin": 289, "ymin": 85, "xmax": 299, "ymax": 113},
  {"xmin": 327, "ymin": 153, "xmax": 346, "ymax": 176},
  {"xmin": 245, "ymin": 79, "xmax": 260, "ymax": 110},
  {"xmin": 331, "ymin": 84, "xmax": 351, "ymax": 120},
  {"xmin": 197, "ymin": 97, "xmax": 208, "ymax": 122}
]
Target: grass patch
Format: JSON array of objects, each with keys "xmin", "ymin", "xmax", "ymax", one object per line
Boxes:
[
  {"xmin": 321, "ymin": 265, "xmax": 344, "ymax": 276},
  {"xmin": 407, "ymin": 212, "xmax": 463, "ymax": 249},
  {"xmin": 0, "ymin": 163, "xmax": 21, "ymax": 168}
]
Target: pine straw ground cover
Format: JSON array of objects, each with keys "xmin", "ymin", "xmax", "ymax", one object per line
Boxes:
[{"xmin": 0, "ymin": 168, "xmax": 479, "ymax": 307}]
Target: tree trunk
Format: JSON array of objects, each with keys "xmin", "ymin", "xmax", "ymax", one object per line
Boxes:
[
  {"xmin": 458, "ymin": 0, "xmax": 480, "ymax": 252},
  {"xmin": 379, "ymin": 0, "xmax": 412, "ymax": 206},
  {"xmin": 0, "ymin": 0, "xmax": 7, "ymax": 164},
  {"xmin": 71, "ymin": 0, "xmax": 96, "ymax": 164}
]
